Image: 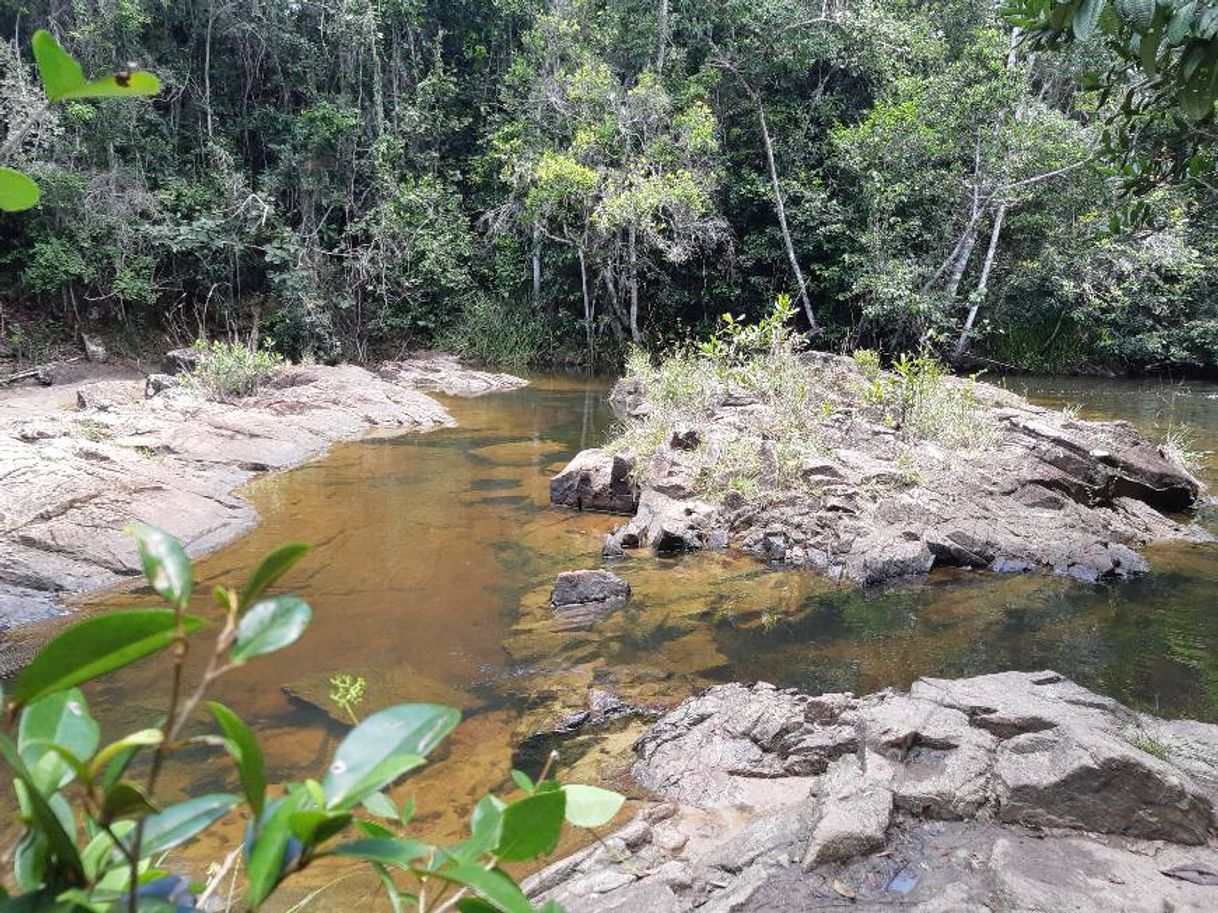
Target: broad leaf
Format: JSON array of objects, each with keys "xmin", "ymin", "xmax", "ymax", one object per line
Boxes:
[
  {"xmin": 330, "ymin": 838, "xmax": 432, "ymax": 867},
  {"xmin": 206, "ymin": 702, "xmax": 266, "ymax": 815},
  {"xmin": 239, "ymin": 542, "xmax": 310, "ymax": 610},
  {"xmin": 99, "ymin": 781, "xmax": 158, "ymax": 825},
  {"xmin": 419, "ymin": 864, "xmax": 533, "ymax": 913},
  {"xmin": 89, "ymin": 729, "xmax": 163, "ymax": 783},
  {"xmin": 0, "ymin": 167, "xmax": 40, "ymax": 212},
  {"xmin": 0, "ymin": 734, "xmax": 85, "ymax": 885},
  {"xmin": 32, "ymin": 29, "xmax": 160, "ymax": 102},
  {"xmin": 18, "ymin": 689, "xmax": 99, "ymax": 792},
  {"xmin": 323, "ymin": 704, "xmax": 459, "ymax": 810},
  {"xmin": 245, "ymin": 793, "xmax": 304, "ymax": 910},
  {"xmin": 230, "ymin": 596, "xmax": 311, "ymax": 663},
  {"xmin": 127, "ymin": 523, "xmax": 193, "ymax": 607},
  {"xmin": 31, "ymin": 29, "xmax": 85, "ymax": 101},
  {"xmin": 11, "ymin": 610, "xmax": 204, "ymax": 707},
  {"xmin": 493, "ymin": 790, "xmax": 566, "ymax": 862},
  {"xmin": 510, "ymin": 769, "xmax": 534, "ymax": 794},
  {"xmin": 287, "ymin": 809, "xmax": 352, "ymax": 848},
  {"xmin": 135, "ymin": 793, "xmax": 239, "ymax": 857},
  {"xmin": 360, "ymin": 792, "xmax": 398, "ymax": 820},
  {"xmin": 562, "ymin": 784, "xmax": 625, "ymax": 828}
]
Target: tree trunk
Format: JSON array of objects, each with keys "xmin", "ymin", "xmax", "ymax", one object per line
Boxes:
[
  {"xmin": 628, "ymin": 224, "xmax": 641, "ymax": 344},
  {"xmin": 531, "ymin": 220, "xmax": 542, "ymax": 310},
  {"xmin": 657, "ymin": 0, "xmax": 669, "ymax": 73},
  {"xmin": 944, "ymin": 222, "xmax": 980, "ymax": 298},
  {"xmin": 579, "ymin": 243, "xmax": 593, "ymax": 357},
  {"xmin": 754, "ymin": 98, "xmax": 818, "ymax": 334},
  {"xmin": 954, "ymin": 203, "xmax": 1006, "ymax": 361}
]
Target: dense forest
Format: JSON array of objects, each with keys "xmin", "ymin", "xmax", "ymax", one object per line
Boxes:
[{"xmin": 0, "ymin": 0, "xmax": 1216, "ymax": 373}]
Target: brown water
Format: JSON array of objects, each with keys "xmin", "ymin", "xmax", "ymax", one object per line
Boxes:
[{"xmin": 9, "ymin": 372, "xmax": 1218, "ymax": 908}]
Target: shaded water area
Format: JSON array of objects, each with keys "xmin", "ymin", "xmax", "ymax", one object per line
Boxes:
[{"xmin": 11, "ymin": 373, "xmax": 1218, "ymax": 907}]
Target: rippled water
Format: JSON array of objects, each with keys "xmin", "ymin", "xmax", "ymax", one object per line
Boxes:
[{"xmin": 10, "ymin": 372, "xmax": 1218, "ymax": 907}]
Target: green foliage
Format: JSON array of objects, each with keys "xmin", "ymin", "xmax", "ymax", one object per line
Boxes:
[
  {"xmin": 181, "ymin": 340, "xmax": 283, "ymax": 400},
  {"xmin": 0, "ymin": 526, "xmax": 620, "ymax": 911}
]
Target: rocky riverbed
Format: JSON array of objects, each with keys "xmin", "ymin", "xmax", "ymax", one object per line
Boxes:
[
  {"xmin": 526, "ymin": 670, "xmax": 1218, "ymax": 912},
  {"xmin": 0, "ymin": 351, "xmax": 524, "ymax": 645},
  {"xmin": 552, "ymin": 352, "xmax": 1212, "ymax": 584}
]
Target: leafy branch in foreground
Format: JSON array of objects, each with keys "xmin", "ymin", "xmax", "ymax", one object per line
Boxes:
[
  {"xmin": 0, "ymin": 527, "xmax": 622, "ymax": 912},
  {"xmin": 0, "ymin": 29, "xmax": 160, "ymax": 212}
]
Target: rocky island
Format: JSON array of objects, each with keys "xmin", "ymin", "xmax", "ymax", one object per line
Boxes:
[{"xmin": 552, "ymin": 340, "xmax": 1210, "ymax": 585}]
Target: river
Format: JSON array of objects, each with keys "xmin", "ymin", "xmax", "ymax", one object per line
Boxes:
[{"xmin": 19, "ymin": 372, "xmax": 1218, "ymax": 908}]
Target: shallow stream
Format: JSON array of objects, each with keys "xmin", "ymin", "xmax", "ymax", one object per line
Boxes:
[{"xmin": 19, "ymin": 373, "xmax": 1218, "ymax": 907}]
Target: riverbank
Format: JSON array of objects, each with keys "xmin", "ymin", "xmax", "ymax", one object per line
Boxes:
[
  {"xmin": 0, "ymin": 352, "xmax": 525, "ymax": 657},
  {"xmin": 552, "ymin": 349, "xmax": 1213, "ymax": 585},
  {"xmin": 526, "ymin": 670, "xmax": 1218, "ymax": 913}
]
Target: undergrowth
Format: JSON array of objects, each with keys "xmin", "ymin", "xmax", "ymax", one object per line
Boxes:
[
  {"xmin": 182, "ymin": 339, "xmax": 283, "ymax": 399},
  {"xmin": 609, "ymin": 296, "xmax": 997, "ymax": 503}
]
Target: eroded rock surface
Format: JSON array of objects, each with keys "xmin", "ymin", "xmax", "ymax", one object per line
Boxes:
[
  {"xmin": 553, "ymin": 355, "xmax": 1210, "ymax": 584},
  {"xmin": 0, "ymin": 356, "xmax": 525, "ymax": 638},
  {"xmin": 528, "ymin": 671, "xmax": 1218, "ymax": 912},
  {"xmin": 551, "ymin": 569, "xmax": 630, "ymax": 626},
  {"xmin": 378, "ymin": 351, "xmax": 528, "ymax": 397}
]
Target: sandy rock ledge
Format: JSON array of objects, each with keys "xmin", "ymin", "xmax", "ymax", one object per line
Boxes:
[
  {"xmin": 527, "ymin": 670, "xmax": 1218, "ymax": 913},
  {"xmin": 0, "ymin": 355, "xmax": 524, "ymax": 641}
]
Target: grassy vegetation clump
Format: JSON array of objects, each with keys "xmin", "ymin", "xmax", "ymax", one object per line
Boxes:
[
  {"xmin": 182, "ymin": 339, "xmax": 283, "ymax": 400},
  {"xmin": 610, "ymin": 297, "xmax": 998, "ymax": 504}
]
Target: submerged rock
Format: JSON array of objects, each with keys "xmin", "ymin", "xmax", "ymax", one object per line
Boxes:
[
  {"xmin": 553, "ymin": 356, "xmax": 1211, "ymax": 584},
  {"xmin": 551, "ymin": 569, "xmax": 630, "ymax": 627},
  {"xmin": 528, "ymin": 671, "xmax": 1218, "ymax": 912}
]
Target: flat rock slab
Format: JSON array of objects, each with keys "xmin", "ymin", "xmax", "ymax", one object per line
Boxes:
[
  {"xmin": 528, "ymin": 671, "xmax": 1218, "ymax": 913},
  {"xmin": 0, "ymin": 357, "xmax": 525, "ymax": 642},
  {"xmin": 557, "ymin": 355, "xmax": 1212, "ymax": 584}
]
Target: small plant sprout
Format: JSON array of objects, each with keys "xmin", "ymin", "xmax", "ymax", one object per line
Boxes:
[{"xmin": 328, "ymin": 673, "xmax": 367, "ymax": 724}]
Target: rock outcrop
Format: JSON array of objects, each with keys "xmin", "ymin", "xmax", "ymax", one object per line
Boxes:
[
  {"xmin": 552, "ymin": 355, "xmax": 1210, "ymax": 584},
  {"xmin": 527, "ymin": 671, "xmax": 1218, "ymax": 912},
  {"xmin": 0, "ymin": 356, "xmax": 526, "ymax": 639},
  {"xmin": 378, "ymin": 351, "xmax": 529, "ymax": 397}
]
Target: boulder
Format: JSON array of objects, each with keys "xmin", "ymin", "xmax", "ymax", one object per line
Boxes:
[
  {"xmin": 144, "ymin": 373, "xmax": 180, "ymax": 398},
  {"xmin": 81, "ymin": 334, "xmax": 107, "ymax": 363},
  {"xmin": 161, "ymin": 347, "xmax": 203, "ymax": 376},
  {"xmin": 550, "ymin": 448, "xmax": 639, "ymax": 514}
]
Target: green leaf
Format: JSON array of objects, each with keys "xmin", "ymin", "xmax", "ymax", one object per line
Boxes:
[
  {"xmin": 288, "ymin": 809, "xmax": 352, "ymax": 848},
  {"xmin": 323, "ymin": 704, "xmax": 459, "ymax": 811},
  {"xmin": 330, "ymin": 838, "xmax": 432, "ymax": 867},
  {"xmin": 510, "ymin": 769, "xmax": 535, "ymax": 794},
  {"xmin": 135, "ymin": 793, "xmax": 239, "ymax": 857},
  {"xmin": 418, "ymin": 864, "xmax": 533, "ymax": 913},
  {"xmin": 89, "ymin": 729, "xmax": 163, "ymax": 783},
  {"xmin": 456, "ymin": 900, "xmax": 498, "ymax": 913},
  {"xmin": 32, "ymin": 29, "xmax": 159, "ymax": 102},
  {"xmin": 0, "ymin": 734, "xmax": 85, "ymax": 886},
  {"xmin": 11, "ymin": 610, "xmax": 204, "ymax": 707},
  {"xmin": 1166, "ymin": 1, "xmax": 1197, "ymax": 43},
  {"xmin": 18, "ymin": 689, "xmax": 99, "ymax": 792},
  {"xmin": 361, "ymin": 792, "xmax": 398, "ymax": 820},
  {"xmin": 239, "ymin": 543, "xmax": 310, "ymax": 610},
  {"xmin": 60, "ymin": 71, "xmax": 161, "ymax": 101},
  {"xmin": 493, "ymin": 790, "xmax": 566, "ymax": 862},
  {"xmin": 230, "ymin": 596, "xmax": 312, "ymax": 663},
  {"xmin": 0, "ymin": 168, "xmax": 40, "ymax": 212},
  {"xmin": 562, "ymin": 785, "xmax": 625, "ymax": 828},
  {"xmin": 99, "ymin": 781, "xmax": 158, "ymax": 826},
  {"xmin": 31, "ymin": 29, "xmax": 85, "ymax": 102},
  {"xmin": 127, "ymin": 523, "xmax": 193, "ymax": 607},
  {"xmin": 245, "ymin": 793, "xmax": 304, "ymax": 910},
  {"xmin": 206, "ymin": 702, "xmax": 266, "ymax": 815}
]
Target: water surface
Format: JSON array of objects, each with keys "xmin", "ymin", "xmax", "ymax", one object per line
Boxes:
[{"xmin": 14, "ymin": 372, "xmax": 1218, "ymax": 906}]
